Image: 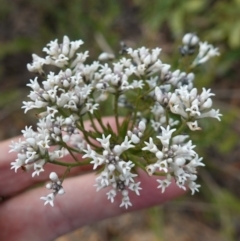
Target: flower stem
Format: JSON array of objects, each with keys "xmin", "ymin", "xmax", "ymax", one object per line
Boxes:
[
  {"xmin": 49, "ymin": 159, "xmax": 91, "ymax": 167},
  {"xmin": 60, "ymin": 166, "xmax": 72, "ymax": 183},
  {"xmin": 173, "ymin": 119, "xmax": 188, "ymax": 137},
  {"xmin": 94, "ymin": 110, "xmax": 108, "ymax": 133},
  {"xmin": 61, "ymin": 141, "xmax": 80, "ymax": 163},
  {"xmin": 77, "ymin": 119, "xmax": 99, "ymax": 148},
  {"xmin": 114, "ymin": 92, "xmax": 120, "ymax": 133}
]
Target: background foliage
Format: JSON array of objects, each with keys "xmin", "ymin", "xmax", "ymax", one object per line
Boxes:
[{"xmin": 0, "ymin": 0, "xmax": 240, "ymax": 240}]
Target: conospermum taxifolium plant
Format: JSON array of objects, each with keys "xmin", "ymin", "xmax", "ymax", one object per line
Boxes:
[{"xmin": 10, "ymin": 33, "xmax": 221, "ymax": 208}]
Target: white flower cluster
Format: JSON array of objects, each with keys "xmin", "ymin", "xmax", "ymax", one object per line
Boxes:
[
  {"xmin": 82, "ymin": 121, "xmax": 146, "ymax": 208},
  {"xmin": 179, "ymin": 33, "xmax": 220, "ymax": 65},
  {"xmin": 9, "ymin": 33, "xmax": 221, "ymax": 208},
  {"xmin": 27, "ymin": 36, "xmax": 84, "ymax": 74},
  {"xmin": 143, "ymin": 126, "xmax": 204, "ymax": 195},
  {"xmin": 154, "ymin": 86, "xmax": 221, "ymax": 131},
  {"xmin": 10, "ymin": 125, "xmax": 67, "ymax": 177},
  {"xmin": 40, "ymin": 172, "xmax": 65, "ymax": 207}
]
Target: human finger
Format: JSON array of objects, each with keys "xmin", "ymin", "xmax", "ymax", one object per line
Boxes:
[{"xmin": 0, "ymin": 170, "xmax": 186, "ymax": 241}]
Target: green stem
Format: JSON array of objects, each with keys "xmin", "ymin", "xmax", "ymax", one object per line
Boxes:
[
  {"xmin": 173, "ymin": 119, "xmax": 188, "ymax": 137},
  {"xmin": 131, "ymin": 88, "xmax": 142, "ymax": 129},
  {"xmin": 140, "ymin": 86, "xmax": 155, "ymax": 99},
  {"xmin": 61, "ymin": 141, "xmax": 80, "ymax": 163},
  {"xmin": 60, "ymin": 166, "xmax": 72, "ymax": 183},
  {"xmin": 49, "ymin": 158, "xmax": 91, "ymax": 167},
  {"xmin": 128, "ymin": 154, "xmax": 146, "ymax": 171},
  {"xmin": 165, "ymin": 108, "xmax": 169, "ymax": 126},
  {"xmin": 94, "ymin": 110, "xmax": 108, "ymax": 132},
  {"xmin": 153, "ymin": 172, "xmax": 167, "ymax": 177},
  {"xmin": 57, "ymin": 108, "xmax": 69, "ymax": 118},
  {"xmin": 114, "ymin": 92, "xmax": 120, "ymax": 133},
  {"xmin": 88, "ymin": 112, "xmax": 100, "ymax": 133},
  {"xmin": 77, "ymin": 119, "xmax": 99, "ymax": 148}
]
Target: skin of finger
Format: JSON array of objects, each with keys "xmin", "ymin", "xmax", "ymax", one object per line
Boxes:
[
  {"xmin": 0, "ymin": 117, "xmax": 118, "ymax": 197},
  {"xmin": 0, "ymin": 171, "xmax": 186, "ymax": 241}
]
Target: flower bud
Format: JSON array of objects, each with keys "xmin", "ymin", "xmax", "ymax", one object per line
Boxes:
[
  {"xmin": 138, "ymin": 121, "xmax": 146, "ymax": 132},
  {"xmin": 58, "ymin": 188, "xmax": 65, "ymax": 195},
  {"xmin": 98, "ymin": 52, "xmax": 115, "ymax": 61},
  {"xmin": 182, "ymin": 33, "xmax": 199, "ymax": 46},
  {"xmin": 49, "ymin": 172, "xmax": 59, "ymax": 182}
]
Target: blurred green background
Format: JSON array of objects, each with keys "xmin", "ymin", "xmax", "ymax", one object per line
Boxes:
[{"xmin": 1, "ymin": 0, "xmax": 240, "ymax": 240}]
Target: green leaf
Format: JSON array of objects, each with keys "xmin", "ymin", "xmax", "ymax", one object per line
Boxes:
[
  {"xmin": 229, "ymin": 21, "xmax": 240, "ymax": 48},
  {"xmin": 184, "ymin": 0, "xmax": 205, "ymax": 12},
  {"xmin": 169, "ymin": 9, "xmax": 184, "ymax": 37}
]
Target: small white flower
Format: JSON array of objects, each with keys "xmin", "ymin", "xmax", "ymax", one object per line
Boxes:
[
  {"xmin": 188, "ymin": 155, "xmax": 205, "ymax": 167},
  {"xmin": 25, "ymin": 151, "xmax": 38, "ymax": 164},
  {"xmin": 186, "ymin": 104, "xmax": 201, "ymax": 117},
  {"xmin": 199, "ymin": 88, "xmax": 215, "ymax": 102},
  {"xmin": 132, "ymin": 80, "xmax": 144, "ymax": 89},
  {"xmin": 120, "ymin": 195, "xmax": 132, "ymax": 209},
  {"xmin": 157, "ymin": 178, "xmax": 171, "ymax": 193},
  {"xmin": 194, "ymin": 42, "xmax": 220, "ymax": 65},
  {"xmin": 10, "ymin": 159, "xmax": 24, "ymax": 173},
  {"xmin": 85, "ymin": 102, "xmax": 99, "ymax": 114},
  {"xmin": 156, "ymin": 160, "xmax": 168, "ymax": 173},
  {"xmin": 96, "ymin": 134, "xmax": 111, "ymax": 150},
  {"xmin": 106, "ymin": 189, "xmax": 117, "ymax": 203},
  {"xmin": 91, "ymin": 156, "xmax": 105, "ymax": 170},
  {"xmin": 37, "ymin": 135, "xmax": 50, "ymax": 149},
  {"xmin": 32, "ymin": 162, "xmax": 45, "ymax": 177},
  {"xmin": 188, "ymin": 181, "xmax": 201, "ymax": 195},
  {"xmin": 151, "ymin": 120, "xmax": 162, "ymax": 131},
  {"xmin": 40, "ymin": 193, "xmax": 55, "ymax": 207},
  {"xmin": 27, "ymin": 54, "xmax": 45, "ymax": 74},
  {"xmin": 146, "ymin": 164, "xmax": 157, "ymax": 176},
  {"xmin": 142, "ymin": 137, "xmax": 158, "ymax": 153},
  {"xmin": 120, "ymin": 172, "xmax": 137, "ymax": 186},
  {"xmin": 187, "ymin": 121, "xmax": 202, "ymax": 131},
  {"xmin": 120, "ymin": 136, "xmax": 134, "ymax": 152},
  {"xmin": 157, "ymin": 126, "xmax": 176, "ymax": 147},
  {"xmin": 118, "ymin": 160, "xmax": 134, "ymax": 175},
  {"xmin": 96, "ymin": 171, "xmax": 110, "ymax": 186},
  {"xmin": 82, "ymin": 144, "xmax": 96, "ymax": 159},
  {"xmin": 129, "ymin": 182, "xmax": 142, "ymax": 195},
  {"xmin": 198, "ymin": 109, "xmax": 222, "ymax": 121}
]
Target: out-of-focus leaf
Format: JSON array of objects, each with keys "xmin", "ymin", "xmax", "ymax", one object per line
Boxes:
[
  {"xmin": 218, "ymin": 132, "xmax": 239, "ymax": 153},
  {"xmin": 0, "ymin": 90, "xmax": 23, "ymax": 107},
  {"xmin": 184, "ymin": 0, "xmax": 205, "ymax": 12},
  {"xmin": 169, "ymin": 9, "xmax": 184, "ymax": 37},
  {"xmin": 212, "ymin": 189, "xmax": 240, "ymax": 213},
  {"xmin": 207, "ymin": 28, "xmax": 225, "ymax": 42},
  {"xmin": 0, "ymin": 38, "xmax": 34, "ymax": 59},
  {"xmin": 234, "ymin": 0, "xmax": 240, "ymax": 5},
  {"xmin": 229, "ymin": 21, "xmax": 240, "ymax": 48}
]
